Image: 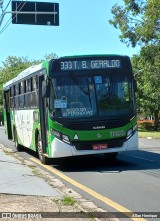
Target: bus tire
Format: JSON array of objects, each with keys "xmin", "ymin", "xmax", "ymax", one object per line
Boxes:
[
  {"xmin": 37, "ymin": 134, "xmax": 48, "ymax": 164},
  {"xmin": 104, "ymin": 152, "xmax": 118, "ymax": 161},
  {"xmin": 14, "ymin": 129, "xmax": 23, "ymax": 151}
]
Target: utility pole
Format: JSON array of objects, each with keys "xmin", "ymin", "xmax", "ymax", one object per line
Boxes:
[{"xmin": 0, "ymin": 0, "xmax": 4, "ymax": 26}]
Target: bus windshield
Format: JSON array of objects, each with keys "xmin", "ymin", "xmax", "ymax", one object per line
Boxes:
[{"xmin": 50, "ymin": 72, "xmax": 135, "ymax": 119}]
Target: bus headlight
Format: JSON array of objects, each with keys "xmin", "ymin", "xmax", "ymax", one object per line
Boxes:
[
  {"xmin": 51, "ymin": 129, "xmax": 61, "ymax": 138},
  {"xmin": 51, "ymin": 129, "xmax": 71, "ymax": 144},
  {"xmin": 62, "ymin": 134, "xmax": 71, "ymax": 144}
]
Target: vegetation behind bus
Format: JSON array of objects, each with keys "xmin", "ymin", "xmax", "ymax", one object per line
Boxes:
[{"xmin": 109, "ymin": 0, "xmax": 160, "ymax": 131}]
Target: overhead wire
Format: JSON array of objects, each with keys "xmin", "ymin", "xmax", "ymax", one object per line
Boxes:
[
  {"xmin": 0, "ymin": 0, "xmax": 27, "ymax": 35},
  {"xmin": 3, "ymin": 0, "xmax": 12, "ymax": 13}
]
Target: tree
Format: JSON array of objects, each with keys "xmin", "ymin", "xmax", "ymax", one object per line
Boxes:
[
  {"xmin": 132, "ymin": 44, "xmax": 160, "ymax": 130},
  {"xmin": 43, "ymin": 53, "xmax": 58, "ymax": 60},
  {"xmin": 109, "ymin": 0, "xmax": 160, "ymax": 130},
  {"xmin": 109, "ymin": 0, "xmax": 160, "ymax": 47}
]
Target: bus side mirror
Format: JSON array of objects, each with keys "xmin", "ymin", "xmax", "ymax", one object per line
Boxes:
[{"xmin": 133, "ymin": 79, "xmax": 138, "ymax": 92}]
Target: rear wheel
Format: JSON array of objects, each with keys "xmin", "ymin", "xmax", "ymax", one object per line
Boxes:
[
  {"xmin": 37, "ymin": 134, "xmax": 48, "ymax": 164},
  {"xmin": 14, "ymin": 129, "xmax": 23, "ymax": 151},
  {"xmin": 104, "ymin": 152, "xmax": 118, "ymax": 161}
]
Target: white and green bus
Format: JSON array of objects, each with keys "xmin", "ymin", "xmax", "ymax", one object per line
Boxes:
[{"xmin": 3, "ymin": 55, "xmax": 138, "ymax": 164}]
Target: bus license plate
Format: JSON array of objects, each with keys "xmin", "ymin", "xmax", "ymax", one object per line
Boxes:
[{"xmin": 93, "ymin": 144, "xmax": 108, "ymax": 150}]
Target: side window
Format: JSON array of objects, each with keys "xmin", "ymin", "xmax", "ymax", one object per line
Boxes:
[
  {"xmin": 14, "ymin": 84, "xmax": 19, "ymax": 108},
  {"xmin": 24, "ymin": 80, "xmax": 26, "ymax": 93},
  {"xmin": 31, "ymin": 76, "xmax": 38, "ymax": 107},
  {"xmin": 19, "ymin": 82, "xmax": 24, "ymax": 109},
  {"xmin": 11, "ymin": 86, "xmax": 14, "ymax": 97},
  {"xmin": 10, "ymin": 86, "xmax": 14, "ymax": 108},
  {"xmin": 14, "ymin": 85, "xmax": 16, "ymax": 96},
  {"xmin": 15, "ymin": 84, "xmax": 19, "ymax": 95},
  {"xmin": 26, "ymin": 79, "xmax": 31, "ymax": 92},
  {"xmin": 25, "ymin": 78, "xmax": 31, "ymax": 108},
  {"xmin": 19, "ymin": 83, "xmax": 21, "ymax": 95},
  {"xmin": 32, "ymin": 77, "xmax": 37, "ymax": 91},
  {"xmin": 20, "ymin": 82, "xmax": 24, "ymax": 94}
]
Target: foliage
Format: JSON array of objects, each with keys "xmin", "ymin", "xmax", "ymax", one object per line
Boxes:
[
  {"xmin": 43, "ymin": 53, "xmax": 58, "ymax": 60},
  {"xmin": 132, "ymin": 44, "xmax": 160, "ymax": 130},
  {"xmin": 109, "ymin": 0, "xmax": 160, "ymax": 131},
  {"xmin": 109, "ymin": 0, "xmax": 160, "ymax": 47},
  {"xmin": 138, "ymin": 121, "xmax": 154, "ymax": 130}
]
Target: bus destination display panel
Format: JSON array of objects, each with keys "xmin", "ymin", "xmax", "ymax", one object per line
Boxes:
[{"xmin": 60, "ymin": 59, "xmax": 121, "ymax": 71}]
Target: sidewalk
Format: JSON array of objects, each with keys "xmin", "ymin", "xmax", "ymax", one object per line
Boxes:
[
  {"xmin": 0, "ymin": 147, "xmax": 61, "ymax": 197},
  {"xmin": 0, "ymin": 144, "xmax": 116, "ymax": 221}
]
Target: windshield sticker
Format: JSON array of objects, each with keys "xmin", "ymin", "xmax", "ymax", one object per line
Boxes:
[
  {"xmin": 94, "ymin": 76, "xmax": 102, "ymax": 84},
  {"xmin": 62, "ymin": 108, "xmax": 93, "ymax": 117},
  {"xmin": 54, "ymin": 99, "xmax": 67, "ymax": 109}
]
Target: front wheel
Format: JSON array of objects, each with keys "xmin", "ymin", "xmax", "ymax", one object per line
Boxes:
[
  {"xmin": 104, "ymin": 152, "xmax": 118, "ymax": 161},
  {"xmin": 37, "ymin": 134, "xmax": 48, "ymax": 164}
]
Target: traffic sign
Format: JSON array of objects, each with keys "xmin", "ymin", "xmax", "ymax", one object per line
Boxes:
[{"xmin": 12, "ymin": 1, "xmax": 59, "ymax": 26}]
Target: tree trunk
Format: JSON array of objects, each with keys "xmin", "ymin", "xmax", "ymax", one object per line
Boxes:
[{"xmin": 154, "ymin": 110, "xmax": 159, "ymax": 131}]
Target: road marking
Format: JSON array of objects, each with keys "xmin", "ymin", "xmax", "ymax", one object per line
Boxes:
[{"xmin": 30, "ymin": 157, "xmax": 147, "ymax": 221}]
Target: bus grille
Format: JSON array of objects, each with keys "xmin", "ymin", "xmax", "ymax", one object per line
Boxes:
[
  {"xmin": 68, "ymin": 118, "xmax": 129, "ymax": 130},
  {"xmin": 72, "ymin": 138, "xmax": 125, "ymax": 151}
]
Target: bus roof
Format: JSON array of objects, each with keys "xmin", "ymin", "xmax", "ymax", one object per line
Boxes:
[
  {"xmin": 59, "ymin": 54, "xmax": 129, "ymax": 59},
  {"xmin": 3, "ymin": 63, "xmax": 42, "ymax": 89}
]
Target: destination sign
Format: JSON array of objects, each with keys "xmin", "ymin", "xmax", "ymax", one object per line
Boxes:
[{"xmin": 60, "ymin": 59, "xmax": 121, "ymax": 71}]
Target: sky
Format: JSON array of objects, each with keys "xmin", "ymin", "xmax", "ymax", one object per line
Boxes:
[{"xmin": 0, "ymin": 0, "xmax": 140, "ymax": 67}]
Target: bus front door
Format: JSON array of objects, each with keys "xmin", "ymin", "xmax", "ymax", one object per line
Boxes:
[
  {"xmin": 4, "ymin": 90, "xmax": 12, "ymax": 139},
  {"xmin": 38, "ymin": 74, "xmax": 48, "ymax": 161}
]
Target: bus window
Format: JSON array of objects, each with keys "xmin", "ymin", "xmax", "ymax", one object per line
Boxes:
[
  {"xmin": 14, "ymin": 84, "xmax": 19, "ymax": 108},
  {"xmin": 19, "ymin": 83, "xmax": 21, "ymax": 95},
  {"xmin": 10, "ymin": 87, "xmax": 14, "ymax": 108},
  {"xmin": 24, "ymin": 79, "xmax": 31, "ymax": 108},
  {"xmin": 31, "ymin": 77, "xmax": 38, "ymax": 107},
  {"xmin": 26, "ymin": 79, "xmax": 31, "ymax": 92},
  {"xmin": 31, "ymin": 77, "xmax": 37, "ymax": 91},
  {"xmin": 19, "ymin": 82, "xmax": 24, "ymax": 109}
]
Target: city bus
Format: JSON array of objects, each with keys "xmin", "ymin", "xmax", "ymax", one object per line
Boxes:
[{"xmin": 3, "ymin": 55, "xmax": 138, "ymax": 164}]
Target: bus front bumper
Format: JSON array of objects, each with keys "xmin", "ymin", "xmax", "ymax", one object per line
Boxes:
[{"xmin": 51, "ymin": 131, "xmax": 138, "ymax": 158}]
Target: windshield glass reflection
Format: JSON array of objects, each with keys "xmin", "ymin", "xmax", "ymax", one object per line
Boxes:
[{"xmin": 50, "ymin": 73, "xmax": 134, "ymax": 119}]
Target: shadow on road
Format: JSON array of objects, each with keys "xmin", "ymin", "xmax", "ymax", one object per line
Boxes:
[{"xmin": 50, "ymin": 150, "xmax": 160, "ymax": 174}]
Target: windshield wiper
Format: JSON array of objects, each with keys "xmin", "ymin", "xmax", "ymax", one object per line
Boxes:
[{"xmin": 70, "ymin": 74, "xmax": 89, "ymax": 95}]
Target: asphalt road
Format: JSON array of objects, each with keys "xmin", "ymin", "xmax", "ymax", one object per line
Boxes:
[{"xmin": 0, "ymin": 126, "xmax": 160, "ymax": 220}]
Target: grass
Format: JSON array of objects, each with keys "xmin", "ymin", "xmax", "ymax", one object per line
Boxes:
[
  {"xmin": 53, "ymin": 196, "xmax": 76, "ymax": 207},
  {"xmin": 138, "ymin": 129, "xmax": 160, "ymax": 138},
  {"xmin": 62, "ymin": 196, "xmax": 76, "ymax": 206}
]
